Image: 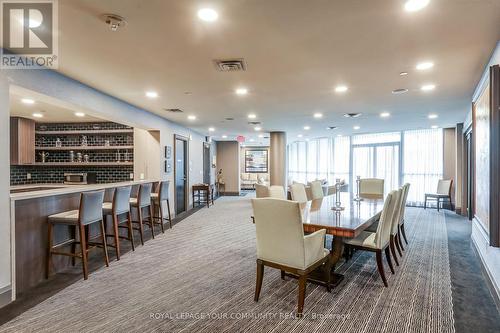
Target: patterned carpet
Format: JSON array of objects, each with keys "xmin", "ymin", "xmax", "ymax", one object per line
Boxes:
[{"xmin": 0, "ymin": 196, "xmax": 454, "ymax": 333}]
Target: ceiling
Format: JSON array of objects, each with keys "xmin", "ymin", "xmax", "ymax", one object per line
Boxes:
[
  {"xmin": 10, "ymin": 86, "xmax": 103, "ymax": 123},
  {"xmin": 46, "ymin": 0, "xmax": 500, "ymax": 142}
]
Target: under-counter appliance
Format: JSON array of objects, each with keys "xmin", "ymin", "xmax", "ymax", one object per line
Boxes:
[{"xmin": 64, "ymin": 173, "xmax": 88, "ymax": 185}]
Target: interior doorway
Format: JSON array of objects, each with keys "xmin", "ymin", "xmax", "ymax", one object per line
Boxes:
[
  {"xmin": 174, "ymin": 135, "xmax": 189, "ymax": 215},
  {"xmin": 203, "ymin": 142, "xmax": 211, "ymax": 184}
]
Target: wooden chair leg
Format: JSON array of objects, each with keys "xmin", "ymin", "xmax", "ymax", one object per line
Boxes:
[
  {"xmin": 79, "ymin": 224, "xmax": 89, "ymax": 280},
  {"xmin": 437, "ymin": 198, "xmax": 440, "ymax": 212},
  {"xmin": 385, "ymin": 247, "xmax": 395, "ymax": 274},
  {"xmin": 280, "ymin": 270, "xmax": 285, "ymax": 280},
  {"xmin": 375, "ymin": 250, "xmax": 388, "ymax": 287},
  {"xmin": 149, "ymin": 205, "xmax": 155, "ymax": 239},
  {"xmin": 127, "ymin": 212, "xmax": 135, "ymax": 251},
  {"xmin": 159, "ymin": 202, "xmax": 165, "ymax": 233},
  {"xmin": 167, "ymin": 199, "xmax": 172, "ymax": 229},
  {"xmin": 398, "ymin": 227, "xmax": 405, "ymax": 251},
  {"xmin": 324, "ymin": 261, "xmax": 332, "ymax": 292},
  {"xmin": 100, "ymin": 220, "xmax": 110, "ymax": 267},
  {"xmin": 390, "ymin": 236, "xmax": 399, "ymax": 266},
  {"xmin": 424, "ymin": 196, "xmax": 427, "ymax": 209},
  {"xmin": 113, "ymin": 214, "xmax": 120, "ymax": 260},
  {"xmin": 394, "ymin": 234, "xmax": 403, "ymax": 257},
  {"xmin": 137, "ymin": 206, "xmax": 145, "ymax": 245},
  {"xmin": 297, "ymin": 274, "xmax": 307, "ymax": 316},
  {"xmin": 46, "ymin": 223, "xmax": 53, "ymax": 279},
  {"xmin": 401, "ymin": 223, "xmax": 408, "ymax": 245},
  {"xmin": 254, "ymin": 260, "xmax": 264, "ymax": 302},
  {"xmin": 70, "ymin": 225, "xmax": 76, "ymax": 266}
]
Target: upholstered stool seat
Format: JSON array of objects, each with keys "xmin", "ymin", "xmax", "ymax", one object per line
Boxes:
[
  {"xmin": 102, "ymin": 202, "xmax": 113, "ymax": 215},
  {"xmin": 48, "ymin": 210, "xmax": 80, "ymax": 224}
]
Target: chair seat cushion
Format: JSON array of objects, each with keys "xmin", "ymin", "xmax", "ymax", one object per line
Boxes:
[
  {"xmin": 48, "ymin": 210, "xmax": 79, "ymax": 224},
  {"xmin": 344, "ymin": 231, "xmax": 377, "ymax": 249},
  {"xmin": 425, "ymin": 193, "xmax": 449, "ymax": 198},
  {"xmin": 129, "ymin": 198, "xmax": 139, "ymax": 206}
]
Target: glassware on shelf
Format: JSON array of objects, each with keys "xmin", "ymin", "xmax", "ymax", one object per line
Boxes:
[
  {"xmin": 104, "ymin": 139, "xmax": 110, "ymax": 147},
  {"xmin": 83, "ymin": 154, "xmax": 90, "ymax": 163},
  {"xmin": 39, "ymin": 152, "xmax": 49, "ymax": 163},
  {"xmin": 55, "ymin": 138, "xmax": 62, "ymax": 147},
  {"xmin": 116, "ymin": 151, "xmax": 121, "ymax": 163},
  {"xmin": 81, "ymin": 135, "xmax": 88, "ymax": 147},
  {"xmin": 123, "ymin": 151, "xmax": 129, "ymax": 163},
  {"xmin": 76, "ymin": 152, "xmax": 83, "ymax": 163},
  {"xmin": 69, "ymin": 150, "xmax": 75, "ymax": 163}
]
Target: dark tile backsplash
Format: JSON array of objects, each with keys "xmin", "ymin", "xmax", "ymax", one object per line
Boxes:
[
  {"xmin": 11, "ymin": 121, "xmax": 135, "ymax": 185},
  {"xmin": 11, "ymin": 165, "xmax": 134, "ymax": 185}
]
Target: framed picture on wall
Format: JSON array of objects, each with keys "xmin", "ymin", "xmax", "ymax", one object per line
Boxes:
[
  {"xmin": 245, "ymin": 149, "xmax": 268, "ymax": 173},
  {"xmin": 165, "ymin": 146, "xmax": 172, "ymax": 159}
]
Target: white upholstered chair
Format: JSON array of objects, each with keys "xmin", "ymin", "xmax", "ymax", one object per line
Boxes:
[
  {"xmin": 290, "ymin": 183, "xmax": 308, "ymax": 203},
  {"xmin": 399, "ymin": 183, "xmax": 411, "ymax": 245},
  {"xmin": 388, "ymin": 187, "xmax": 406, "ymax": 266},
  {"xmin": 344, "ymin": 190, "xmax": 399, "ymax": 287},
  {"xmin": 309, "ymin": 180, "xmax": 324, "ymax": 200},
  {"xmin": 424, "ymin": 179, "xmax": 453, "ymax": 211},
  {"xmin": 255, "ymin": 184, "xmax": 286, "ymax": 199},
  {"xmin": 255, "ymin": 184, "xmax": 269, "ymax": 198},
  {"xmin": 251, "ymin": 198, "xmax": 331, "ymax": 315},
  {"xmin": 359, "ymin": 178, "xmax": 385, "ymax": 199}
]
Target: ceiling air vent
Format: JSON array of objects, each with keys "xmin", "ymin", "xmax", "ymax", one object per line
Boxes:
[
  {"xmin": 326, "ymin": 126, "xmax": 337, "ymax": 130},
  {"xmin": 392, "ymin": 88, "xmax": 409, "ymax": 94},
  {"xmin": 163, "ymin": 108, "xmax": 183, "ymax": 113},
  {"xmin": 213, "ymin": 58, "xmax": 247, "ymax": 72},
  {"xmin": 343, "ymin": 113, "xmax": 362, "ymax": 118}
]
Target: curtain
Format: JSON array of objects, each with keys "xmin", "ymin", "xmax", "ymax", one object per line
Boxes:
[{"xmin": 403, "ymin": 129, "xmax": 443, "ymax": 206}]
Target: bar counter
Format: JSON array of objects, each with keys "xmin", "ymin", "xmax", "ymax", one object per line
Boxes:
[{"xmin": 9, "ymin": 180, "xmax": 159, "ymax": 298}]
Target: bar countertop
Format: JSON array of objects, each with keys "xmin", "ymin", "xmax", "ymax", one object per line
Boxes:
[{"xmin": 10, "ymin": 180, "xmax": 159, "ymax": 201}]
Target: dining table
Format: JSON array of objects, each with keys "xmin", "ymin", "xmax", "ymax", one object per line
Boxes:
[{"xmin": 295, "ymin": 192, "xmax": 384, "ymax": 288}]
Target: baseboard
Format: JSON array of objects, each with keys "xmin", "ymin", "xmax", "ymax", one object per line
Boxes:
[
  {"xmin": 0, "ymin": 286, "xmax": 11, "ymax": 308},
  {"xmin": 471, "ymin": 218, "xmax": 500, "ymax": 307}
]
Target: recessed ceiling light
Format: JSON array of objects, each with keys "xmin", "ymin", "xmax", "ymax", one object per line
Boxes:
[
  {"xmin": 313, "ymin": 113, "xmax": 323, "ymax": 119},
  {"xmin": 74, "ymin": 112, "xmax": 85, "ymax": 117},
  {"xmin": 404, "ymin": 0, "xmax": 430, "ymax": 12},
  {"xmin": 145, "ymin": 91, "xmax": 158, "ymax": 98},
  {"xmin": 392, "ymin": 88, "xmax": 409, "ymax": 94},
  {"xmin": 208, "ymin": 127, "xmax": 215, "ymax": 132},
  {"xmin": 421, "ymin": 84, "xmax": 436, "ymax": 91},
  {"xmin": 187, "ymin": 115, "xmax": 196, "ymax": 120},
  {"xmin": 416, "ymin": 61, "xmax": 434, "ymax": 71},
  {"xmin": 235, "ymin": 88, "xmax": 248, "ymax": 95},
  {"xmin": 254, "ymin": 126, "xmax": 261, "ymax": 131},
  {"xmin": 222, "ymin": 135, "xmax": 227, "ymax": 139},
  {"xmin": 247, "ymin": 113, "xmax": 256, "ymax": 119},
  {"xmin": 335, "ymin": 85, "xmax": 348, "ymax": 93},
  {"xmin": 353, "ymin": 126, "xmax": 360, "ymax": 130},
  {"xmin": 428, "ymin": 114, "xmax": 438, "ymax": 119},
  {"xmin": 21, "ymin": 98, "xmax": 35, "ymax": 104},
  {"xmin": 197, "ymin": 8, "xmax": 218, "ymax": 22},
  {"xmin": 303, "ymin": 126, "xmax": 310, "ymax": 130},
  {"xmin": 297, "ymin": 134, "xmax": 303, "ymax": 138},
  {"xmin": 258, "ymin": 134, "xmax": 264, "ymax": 138},
  {"xmin": 380, "ymin": 112, "xmax": 390, "ymax": 118},
  {"xmin": 32, "ymin": 113, "xmax": 43, "ymax": 118},
  {"xmin": 399, "ymin": 72, "xmax": 409, "ymax": 76},
  {"xmin": 431, "ymin": 125, "xmax": 439, "ymax": 129}
]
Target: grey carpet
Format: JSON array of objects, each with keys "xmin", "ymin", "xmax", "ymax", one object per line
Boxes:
[{"xmin": 0, "ymin": 197, "xmax": 454, "ymax": 333}]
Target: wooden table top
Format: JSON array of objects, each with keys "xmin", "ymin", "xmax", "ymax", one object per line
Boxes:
[{"xmin": 300, "ymin": 192, "xmax": 383, "ymax": 238}]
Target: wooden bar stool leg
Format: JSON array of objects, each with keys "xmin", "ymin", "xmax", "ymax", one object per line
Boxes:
[
  {"xmin": 79, "ymin": 223, "xmax": 89, "ymax": 280},
  {"xmin": 100, "ymin": 220, "xmax": 110, "ymax": 267},
  {"xmin": 70, "ymin": 225, "xmax": 76, "ymax": 266},
  {"xmin": 167, "ymin": 199, "xmax": 172, "ymax": 229},
  {"xmin": 127, "ymin": 211, "xmax": 135, "ymax": 251},
  {"xmin": 113, "ymin": 214, "xmax": 120, "ymax": 260},
  {"xmin": 46, "ymin": 223, "xmax": 53, "ymax": 279},
  {"xmin": 149, "ymin": 205, "xmax": 155, "ymax": 239},
  {"xmin": 137, "ymin": 206, "xmax": 145, "ymax": 246},
  {"xmin": 159, "ymin": 202, "xmax": 165, "ymax": 233}
]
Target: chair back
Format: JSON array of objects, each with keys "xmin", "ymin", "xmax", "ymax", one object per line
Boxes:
[
  {"xmin": 359, "ymin": 178, "xmax": 384, "ymax": 199},
  {"xmin": 437, "ymin": 179, "xmax": 452, "ymax": 195},
  {"xmin": 399, "ymin": 183, "xmax": 410, "ymax": 225},
  {"xmin": 309, "ymin": 180, "xmax": 324, "ymax": 199},
  {"xmin": 113, "ymin": 186, "xmax": 132, "ymax": 215},
  {"xmin": 79, "ymin": 190, "xmax": 105, "ymax": 226},
  {"xmin": 158, "ymin": 181, "xmax": 170, "ymax": 202},
  {"xmin": 137, "ymin": 183, "xmax": 153, "ymax": 207},
  {"xmin": 290, "ymin": 183, "xmax": 308, "ymax": 203},
  {"xmin": 251, "ymin": 198, "xmax": 306, "ymax": 268},
  {"xmin": 269, "ymin": 185, "xmax": 286, "ymax": 199},
  {"xmin": 390, "ymin": 188, "xmax": 405, "ymax": 236},
  {"xmin": 255, "ymin": 184, "xmax": 269, "ymax": 198},
  {"xmin": 374, "ymin": 190, "xmax": 398, "ymax": 248}
]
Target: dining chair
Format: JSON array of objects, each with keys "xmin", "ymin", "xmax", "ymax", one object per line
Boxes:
[
  {"xmin": 344, "ymin": 190, "xmax": 399, "ymax": 287},
  {"xmin": 388, "ymin": 188, "xmax": 405, "ymax": 265},
  {"xmin": 359, "ymin": 178, "xmax": 385, "ymax": 199},
  {"xmin": 309, "ymin": 180, "xmax": 324, "ymax": 199},
  {"xmin": 251, "ymin": 198, "xmax": 331, "ymax": 316},
  {"xmin": 268, "ymin": 185, "xmax": 286, "ymax": 199},
  {"xmin": 129, "ymin": 183, "xmax": 154, "ymax": 245},
  {"xmin": 424, "ymin": 179, "xmax": 453, "ymax": 211},
  {"xmin": 47, "ymin": 190, "xmax": 108, "ymax": 280},
  {"xmin": 290, "ymin": 183, "xmax": 308, "ymax": 203},
  {"xmin": 399, "ymin": 183, "xmax": 411, "ymax": 245},
  {"xmin": 255, "ymin": 184, "xmax": 269, "ymax": 198}
]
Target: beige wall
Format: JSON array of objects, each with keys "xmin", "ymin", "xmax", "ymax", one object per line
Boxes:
[
  {"xmin": 443, "ymin": 127, "xmax": 456, "ymax": 205},
  {"xmin": 134, "ymin": 129, "xmax": 161, "ymax": 180},
  {"xmin": 216, "ymin": 141, "xmax": 240, "ymax": 194}
]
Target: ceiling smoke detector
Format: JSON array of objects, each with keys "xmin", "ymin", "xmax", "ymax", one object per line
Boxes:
[
  {"xmin": 163, "ymin": 108, "xmax": 184, "ymax": 113},
  {"xmin": 101, "ymin": 14, "xmax": 127, "ymax": 31},
  {"xmin": 213, "ymin": 58, "xmax": 247, "ymax": 72}
]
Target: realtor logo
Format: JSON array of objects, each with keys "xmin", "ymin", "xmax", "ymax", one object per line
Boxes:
[{"xmin": 1, "ymin": 0, "xmax": 58, "ymax": 69}]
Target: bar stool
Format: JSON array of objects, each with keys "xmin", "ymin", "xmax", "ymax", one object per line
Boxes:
[
  {"xmin": 151, "ymin": 180, "xmax": 173, "ymax": 231},
  {"xmin": 102, "ymin": 186, "xmax": 134, "ymax": 260},
  {"xmin": 130, "ymin": 183, "xmax": 154, "ymax": 245},
  {"xmin": 47, "ymin": 190, "xmax": 108, "ymax": 280}
]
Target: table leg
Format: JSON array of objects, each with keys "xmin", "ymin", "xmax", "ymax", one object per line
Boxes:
[{"xmin": 206, "ymin": 190, "xmax": 210, "ymax": 208}]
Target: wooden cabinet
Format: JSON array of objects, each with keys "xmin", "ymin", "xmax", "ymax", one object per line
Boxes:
[{"xmin": 10, "ymin": 117, "xmax": 35, "ymax": 165}]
